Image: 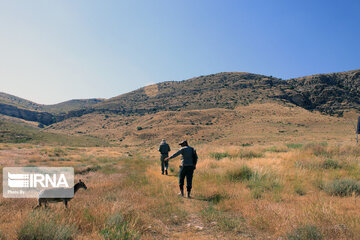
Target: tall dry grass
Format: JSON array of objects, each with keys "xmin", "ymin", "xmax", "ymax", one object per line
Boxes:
[{"xmin": 1, "ymin": 142, "xmax": 360, "ymax": 239}]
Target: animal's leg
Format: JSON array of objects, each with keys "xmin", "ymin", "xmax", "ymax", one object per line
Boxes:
[
  {"xmin": 34, "ymin": 199, "xmax": 42, "ymax": 209},
  {"xmin": 64, "ymin": 200, "xmax": 68, "ymax": 209}
]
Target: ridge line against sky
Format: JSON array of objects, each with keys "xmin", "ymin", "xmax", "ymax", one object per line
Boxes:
[{"xmin": 1, "ymin": 0, "xmax": 359, "ymax": 104}]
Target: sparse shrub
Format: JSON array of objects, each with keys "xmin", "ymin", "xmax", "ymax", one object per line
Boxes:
[
  {"xmin": 47, "ymin": 148, "xmax": 67, "ymax": 157},
  {"xmin": 321, "ymin": 159, "xmax": 341, "ymax": 169},
  {"xmin": 266, "ymin": 146, "xmax": 287, "ymax": 152},
  {"xmin": 304, "ymin": 143, "xmax": 329, "ymax": 157},
  {"xmin": 228, "ymin": 166, "xmax": 281, "ymax": 198},
  {"xmin": 210, "ymin": 152, "xmax": 230, "ymax": 160},
  {"xmin": 295, "ymin": 160, "xmax": 311, "ymax": 169},
  {"xmin": 100, "ymin": 213, "xmax": 140, "ymax": 240},
  {"xmin": 314, "ymin": 178, "xmax": 325, "ymax": 190},
  {"xmin": 237, "ymin": 150, "xmax": 263, "ymax": 159},
  {"xmin": 246, "ymin": 171, "xmax": 282, "ymax": 199},
  {"xmin": 18, "ymin": 211, "xmax": 76, "ymax": 240},
  {"xmin": 286, "ymin": 143, "xmax": 303, "ymax": 149},
  {"xmin": 201, "ymin": 193, "xmax": 227, "ymax": 204},
  {"xmin": 136, "ymin": 126, "xmax": 143, "ymax": 131},
  {"xmin": 228, "ymin": 165, "xmax": 254, "ymax": 182},
  {"xmin": 201, "ymin": 205, "xmax": 243, "ymax": 232},
  {"xmin": 325, "ymin": 179, "xmax": 360, "ymax": 197},
  {"xmin": 296, "ymin": 158, "xmax": 341, "ymax": 170},
  {"xmin": 294, "ymin": 185, "xmax": 306, "ymax": 196},
  {"xmin": 241, "ymin": 143, "xmax": 252, "ymax": 147},
  {"xmin": 287, "ymin": 225, "xmax": 323, "ymax": 240}
]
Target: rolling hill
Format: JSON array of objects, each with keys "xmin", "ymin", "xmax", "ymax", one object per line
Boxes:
[{"xmin": 0, "ymin": 69, "xmax": 359, "ymax": 145}]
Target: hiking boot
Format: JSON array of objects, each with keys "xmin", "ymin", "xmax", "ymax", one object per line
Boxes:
[
  {"xmin": 178, "ymin": 188, "xmax": 184, "ymax": 197},
  {"xmin": 165, "ymin": 169, "xmax": 168, "ymax": 175},
  {"xmin": 161, "ymin": 172, "xmax": 164, "ymax": 175},
  {"xmin": 187, "ymin": 191, "xmax": 191, "ymax": 199}
]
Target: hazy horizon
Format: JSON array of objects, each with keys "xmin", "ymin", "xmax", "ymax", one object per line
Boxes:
[{"xmin": 1, "ymin": 0, "xmax": 359, "ymax": 104}]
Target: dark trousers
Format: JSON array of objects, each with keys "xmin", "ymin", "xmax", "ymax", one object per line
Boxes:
[
  {"xmin": 179, "ymin": 166, "xmax": 195, "ymax": 192},
  {"xmin": 160, "ymin": 154, "xmax": 168, "ymax": 173}
]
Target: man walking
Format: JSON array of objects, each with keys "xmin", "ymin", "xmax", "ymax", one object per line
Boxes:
[
  {"xmin": 165, "ymin": 140, "xmax": 198, "ymax": 198},
  {"xmin": 159, "ymin": 139, "xmax": 171, "ymax": 175}
]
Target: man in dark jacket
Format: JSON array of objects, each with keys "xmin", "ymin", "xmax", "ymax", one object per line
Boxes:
[
  {"xmin": 159, "ymin": 139, "xmax": 171, "ymax": 175},
  {"xmin": 165, "ymin": 140, "xmax": 198, "ymax": 198}
]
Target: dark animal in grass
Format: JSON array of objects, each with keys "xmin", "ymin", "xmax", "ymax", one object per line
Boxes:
[{"xmin": 34, "ymin": 179, "xmax": 87, "ymax": 209}]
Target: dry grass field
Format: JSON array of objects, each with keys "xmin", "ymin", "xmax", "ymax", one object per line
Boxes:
[{"xmin": 1, "ymin": 103, "xmax": 360, "ymax": 239}]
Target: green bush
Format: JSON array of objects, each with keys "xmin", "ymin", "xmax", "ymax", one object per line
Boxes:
[
  {"xmin": 246, "ymin": 171, "xmax": 282, "ymax": 199},
  {"xmin": 286, "ymin": 143, "xmax": 303, "ymax": 149},
  {"xmin": 228, "ymin": 166, "xmax": 281, "ymax": 198},
  {"xmin": 18, "ymin": 211, "xmax": 76, "ymax": 240},
  {"xmin": 321, "ymin": 159, "xmax": 341, "ymax": 169},
  {"xmin": 266, "ymin": 146, "xmax": 287, "ymax": 153},
  {"xmin": 287, "ymin": 225, "xmax": 322, "ymax": 240},
  {"xmin": 228, "ymin": 165, "xmax": 254, "ymax": 182},
  {"xmin": 241, "ymin": 143, "xmax": 252, "ymax": 147},
  {"xmin": 136, "ymin": 126, "xmax": 143, "ymax": 131},
  {"xmin": 210, "ymin": 152, "xmax": 231, "ymax": 160},
  {"xmin": 325, "ymin": 179, "xmax": 360, "ymax": 197},
  {"xmin": 201, "ymin": 193, "xmax": 227, "ymax": 204}
]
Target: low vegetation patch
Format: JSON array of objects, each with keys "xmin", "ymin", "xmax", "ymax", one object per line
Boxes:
[
  {"xmin": 200, "ymin": 192, "xmax": 228, "ymax": 204},
  {"xmin": 100, "ymin": 212, "xmax": 140, "ymax": 240},
  {"xmin": 325, "ymin": 179, "xmax": 360, "ymax": 197},
  {"xmin": 286, "ymin": 143, "xmax": 303, "ymax": 149},
  {"xmin": 321, "ymin": 159, "xmax": 341, "ymax": 169},
  {"xmin": 210, "ymin": 152, "xmax": 231, "ymax": 160},
  {"xmin": 287, "ymin": 225, "xmax": 323, "ymax": 240},
  {"xmin": 241, "ymin": 143, "xmax": 252, "ymax": 147},
  {"xmin": 266, "ymin": 146, "xmax": 287, "ymax": 152},
  {"xmin": 237, "ymin": 150, "xmax": 263, "ymax": 159},
  {"xmin": 294, "ymin": 184, "xmax": 306, "ymax": 196},
  {"xmin": 75, "ymin": 165, "xmax": 101, "ymax": 175},
  {"xmin": 246, "ymin": 171, "xmax": 282, "ymax": 199},
  {"xmin": 201, "ymin": 205, "xmax": 244, "ymax": 232},
  {"xmin": 18, "ymin": 211, "xmax": 76, "ymax": 240},
  {"xmin": 227, "ymin": 166, "xmax": 282, "ymax": 198},
  {"xmin": 228, "ymin": 165, "xmax": 254, "ymax": 182},
  {"xmin": 295, "ymin": 159, "xmax": 342, "ymax": 170}
]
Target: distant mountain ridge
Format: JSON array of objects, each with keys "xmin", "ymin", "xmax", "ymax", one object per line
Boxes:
[
  {"xmin": 1, "ymin": 69, "xmax": 359, "ymax": 125},
  {"xmin": 0, "ymin": 92, "xmax": 104, "ymax": 113}
]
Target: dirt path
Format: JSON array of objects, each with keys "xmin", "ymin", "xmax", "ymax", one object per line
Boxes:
[{"xmin": 149, "ymin": 166, "xmax": 254, "ymax": 240}]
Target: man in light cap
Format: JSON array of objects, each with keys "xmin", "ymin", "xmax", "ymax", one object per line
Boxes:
[
  {"xmin": 159, "ymin": 139, "xmax": 171, "ymax": 175},
  {"xmin": 165, "ymin": 140, "xmax": 198, "ymax": 198}
]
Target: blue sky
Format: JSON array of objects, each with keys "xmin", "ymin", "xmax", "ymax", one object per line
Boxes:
[{"xmin": 1, "ymin": 0, "xmax": 359, "ymax": 104}]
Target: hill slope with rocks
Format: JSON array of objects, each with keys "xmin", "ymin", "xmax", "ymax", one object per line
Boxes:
[{"xmin": 1, "ymin": 69, "xmax": 360, "ymax": 125}]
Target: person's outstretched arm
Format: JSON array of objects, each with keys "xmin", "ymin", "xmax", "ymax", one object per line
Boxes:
[{"xmin": 165, "ymin": 148, "xmax": 182, "ymax": 161}]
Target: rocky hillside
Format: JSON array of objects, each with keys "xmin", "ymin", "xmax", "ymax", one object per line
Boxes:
[
  {"xmin": 286, "ymin": 69, "xmax": 360, "ymax": 114},
  {"xmin": 1, "ymin": 69, "xmax": 360, "ymax": 125},
  {"xmin": 65, "ymin": 69, "xmax": 360, "ymax": 117}
]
